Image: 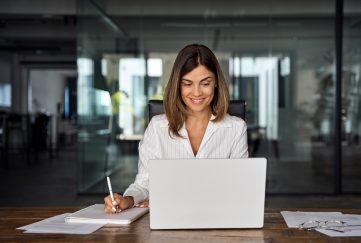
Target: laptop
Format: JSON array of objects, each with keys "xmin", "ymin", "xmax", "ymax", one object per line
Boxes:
[{"xmin": 148, "ymin": 158, "xmax": 267, "ymax": 229}]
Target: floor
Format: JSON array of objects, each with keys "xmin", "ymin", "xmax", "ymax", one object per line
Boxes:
[
  {"xmin": 0, "ymin": 146, "xmax": 103, "ymax": 206},
  {"xmin": 1, "ymin": 144, "xmax": 361, "ymax": 208}
]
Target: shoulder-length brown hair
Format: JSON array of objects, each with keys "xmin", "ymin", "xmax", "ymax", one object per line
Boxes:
[{"xmin": 163, "ymin": 44, "xmax": 230, "ymax": 138}]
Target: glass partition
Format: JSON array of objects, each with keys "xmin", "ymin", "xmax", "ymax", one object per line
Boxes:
[
  {"xmin": 77, "ymin": 0, "xmax": 349, "ymax": 194},
  {"xmin": 77, "ymin": 0, "xmax": 140, "ymax": 193},
  {"xmin": 343, "ymin": 0, "xmax": 361, "ymax": 193}
]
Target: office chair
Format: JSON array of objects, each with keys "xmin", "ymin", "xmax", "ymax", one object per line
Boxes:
[{"xmin": 148, "ymin": 100, "xmax": 246, "ymax": 121}]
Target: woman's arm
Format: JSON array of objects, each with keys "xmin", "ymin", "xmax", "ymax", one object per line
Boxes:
[
  {"xmin": 122, "ymin": 118, "xmax": 161, "ymax": 205},
  {"xmin": 230, "ymin": 119, "xmax": 249, "ymax": 158},
  {"xmin": 104, "ymin": 118, "xmax": 160, "ymax": 213}
]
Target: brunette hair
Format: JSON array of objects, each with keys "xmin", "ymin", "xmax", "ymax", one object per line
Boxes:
[{"xmin": 163, "ymin": 44, "xmax": 230, "ymax": 138}]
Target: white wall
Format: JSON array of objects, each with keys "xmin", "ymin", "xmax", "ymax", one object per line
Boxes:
[
  {"xmin": 29, "ymin": 69, "xmax": 76, "ymax": 147},
  {"xmin": 29, "ymin": 69, "xmax": 76, "ymax": 115}
]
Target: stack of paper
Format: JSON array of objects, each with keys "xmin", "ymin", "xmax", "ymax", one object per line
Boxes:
[
  {"xmin": 317, "ymin": 214, "xmax": 361, "ymax": 237},
  {"xmin": 65, "ymin": 204, "xmax": 149, "ymax": 225},
  {"xmin": 17, "ymin": 204, "xmax": 149, "ymax": 234},
  {"xmin": 17, "ymin": 213, "xmax": 104, "ymax": 234},
  {"xmin": 281, "ymin": 211, "xmax": 343, "ymax": 228},
  {"xmin": 281, "ymin": 211, "xmax": 361, "ymax": 237}
]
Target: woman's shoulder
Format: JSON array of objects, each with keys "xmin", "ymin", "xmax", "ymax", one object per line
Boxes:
[
  {"xmin": 149, "ymin": 114, "xmax": 168, "ymax": 128},
  {"xmin": 220, "ymin": 114, "xmax": 247, "ymax": 128}
]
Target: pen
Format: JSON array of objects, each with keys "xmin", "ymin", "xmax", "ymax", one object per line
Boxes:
[{"xmin": 106, "ymin": 176, "xmax": 116, "ymax": 213}]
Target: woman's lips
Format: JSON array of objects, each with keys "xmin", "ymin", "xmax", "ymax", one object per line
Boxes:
[{"xmin": 190, "ymin": 98, "xmax": 204, "ymax": 104}]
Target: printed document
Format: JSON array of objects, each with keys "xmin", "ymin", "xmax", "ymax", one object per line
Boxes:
[
  {"xmin": 17, "ymin": 213, "xmax": 104, "ymax": 234},
  {"xmin": 281, "ymin": 211, "xmax": 361, "ymax": 237}
]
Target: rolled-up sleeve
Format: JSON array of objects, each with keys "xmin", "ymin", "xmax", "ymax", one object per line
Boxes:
[{"xmin": 123, "ymin": 119, "xmax": 160, "ymax": 205}]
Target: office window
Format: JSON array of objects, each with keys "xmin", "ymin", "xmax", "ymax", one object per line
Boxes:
[{"xmin": 0, "ymin": 83, "xmax": 11, "ymax": 107}]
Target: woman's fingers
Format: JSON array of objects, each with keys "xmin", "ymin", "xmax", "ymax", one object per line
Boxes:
[
  {"xmin": 104, "ymin": 194, "xmax": 135, "ymax": 213},
  {"xmin": 104, "ymin": 193, "xmax": 122, "ymax": 213},
  {"xmin": 104, "ymin": 195, "xmax": 116, "ymax": 213},
  {"xmin": 104, "ymin": 204, "xmax": 115, "ymax": 214},
  {"xmin": 137, "ymin": 200, "xmax": 149, "ymax": 208}
]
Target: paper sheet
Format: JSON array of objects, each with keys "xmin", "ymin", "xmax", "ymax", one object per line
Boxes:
[
  {"xmin": 17, "ymin": 213, "xmax": 104, "ymax": 234},
  {"xmin": 316, "ymin": 228, "xmax": 361, "ymax": 237},
  {"xmin": 316, "ymin": 214, "xmax": 361, "ymax": 237},
  {"xmin": 281, "ymin": 211, "xmax": 361, "ymax": 237},
  {"xmin": 281, "ymin": 211, "xmax": 343, "ymax": 228}
]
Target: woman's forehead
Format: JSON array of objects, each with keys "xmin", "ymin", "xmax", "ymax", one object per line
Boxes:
[{"xmin": 181, "ymin": 65, "xmax": 215, "ymax": 80}]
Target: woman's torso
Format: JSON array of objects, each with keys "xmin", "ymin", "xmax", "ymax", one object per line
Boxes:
[{"xmin": 149, "ymin": 114, "xmax": 248, "ymax": 159}]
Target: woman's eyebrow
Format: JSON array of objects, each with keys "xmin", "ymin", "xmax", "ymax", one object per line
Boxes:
[
  {"xmin": 200, "ymin": 77, "xmax": 213, "ymax": 82},
  {"xmin": 181, "ymin": 76, "xmax": 213, "ymax": 82}
]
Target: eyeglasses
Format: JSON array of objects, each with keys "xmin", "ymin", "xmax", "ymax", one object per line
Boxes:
[{"xmin": 299, "ymin": 220, "xmax": 361, "ymax": 232}]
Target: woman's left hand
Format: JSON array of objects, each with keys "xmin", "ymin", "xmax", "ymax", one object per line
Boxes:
[{"xmin": 136, "ymin": 200, "xmax": 149, "ymax": 208}]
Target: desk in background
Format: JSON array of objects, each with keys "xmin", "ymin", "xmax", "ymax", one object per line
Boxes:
[
  {"xmin": 0, "ymin": 112, "xmax": 54, "ymax": 169},
  {"xmin": 1, "ymin": 207, "xmax": 361, "ymax": 242}
]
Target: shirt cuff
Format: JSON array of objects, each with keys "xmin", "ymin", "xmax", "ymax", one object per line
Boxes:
[{"xmin": 123, "ymin": 189, "xmax": 146, "ymax": 206}]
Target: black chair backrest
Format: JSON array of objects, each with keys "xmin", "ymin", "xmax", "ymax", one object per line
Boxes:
[{"xmin": 148, "ymin": 100, "xmax": 246, "ymax": 121}]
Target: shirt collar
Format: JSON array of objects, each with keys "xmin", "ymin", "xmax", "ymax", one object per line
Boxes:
[
  {"xmin": 210, "ymin": 113, "xmax": 232, "ymax": 128},
  {"xmin": 159, "ymin": 113, "xmax": 233, "ymax": 129}
]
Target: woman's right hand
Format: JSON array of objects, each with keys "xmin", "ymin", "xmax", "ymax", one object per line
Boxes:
[{"xmin": 104, "ymin": 193, "xmax": 134, "ymax": 214}]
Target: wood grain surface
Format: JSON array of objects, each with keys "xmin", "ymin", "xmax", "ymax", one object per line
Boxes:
[{"xmin": 1, "ymin": 207, "xmax": 361, "ymax": 242}]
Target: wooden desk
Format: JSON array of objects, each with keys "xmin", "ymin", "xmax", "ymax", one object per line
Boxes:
[{"xmin": 1, "ymin": 207, "xmax": 361, "ymax": 242}]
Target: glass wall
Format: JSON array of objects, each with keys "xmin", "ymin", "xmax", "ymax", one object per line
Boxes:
[
  {"xmin": 77, "ymin": 0, "xmax": 361, "ymax": 194},
  {"xmin": 77, "ymin": 0, "xmax": 131, "ymax": 193},
  {"xmin": 227, "ymin": 14, "xmax": 336, "ymax": 193},
  {"xmin": 343, "ymin": 0, "xmax": 361, "ymax": 193}
]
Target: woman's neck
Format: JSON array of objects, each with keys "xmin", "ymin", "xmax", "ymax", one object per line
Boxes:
[{"xmin": 185, "ymin": 109, "xmax": 212, "ymax": 127}]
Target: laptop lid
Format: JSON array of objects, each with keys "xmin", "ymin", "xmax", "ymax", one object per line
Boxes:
[{"xmin": 149, "ymin": 158, "xmax": 267, "ymax": 229}]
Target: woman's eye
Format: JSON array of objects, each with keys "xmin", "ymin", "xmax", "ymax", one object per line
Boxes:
[
  {"xmin": 202, "ymin": 83, "xmax": 210, "ymax": 86},
  {"xmin": 182, "ymin": 83, "xmax": 192, "ymax": 87}
]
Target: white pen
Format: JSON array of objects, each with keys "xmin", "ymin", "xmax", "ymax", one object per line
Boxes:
[{"xmin": 106, "ymin": 176, "xmax": 116, "ymax": 213}]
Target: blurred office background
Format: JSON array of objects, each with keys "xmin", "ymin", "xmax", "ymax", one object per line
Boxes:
[{"xmin": 0, "ymin": 0, "xmax": 361, "ymax": 207}]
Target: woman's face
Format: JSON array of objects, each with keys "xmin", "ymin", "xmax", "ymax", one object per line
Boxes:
[{"xmin": 180, "ymin": 64, "xmax": 216, "ymax": 115}]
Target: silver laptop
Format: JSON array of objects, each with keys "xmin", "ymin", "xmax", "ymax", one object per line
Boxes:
[{"xmin": 149, "ymin": 158, "xmax": 267, "ymax": 229}]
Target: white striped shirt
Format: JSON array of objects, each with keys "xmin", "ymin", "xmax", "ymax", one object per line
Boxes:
[{"xmin": 123, "ymin": 113, "xmax": 249, "ymax": 204}]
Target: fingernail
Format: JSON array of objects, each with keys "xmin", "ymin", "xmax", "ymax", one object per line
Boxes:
[
  {"xmin": 112, "ymin": 207, "xmax": 116, "ymax": 212},
  {"xmin": 112, "ymin": 201, "xmax": 118, "ymax": 206}
]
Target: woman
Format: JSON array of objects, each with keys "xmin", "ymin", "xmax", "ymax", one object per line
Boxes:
[{"xmin": 104, "ymin": 44, "xmax": 248, "ymax": 213}]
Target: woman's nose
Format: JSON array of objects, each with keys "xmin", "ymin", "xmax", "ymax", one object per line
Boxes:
[{"xmin": 192, "ymin": 85, "xmax": 202, "ymax": 96}]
